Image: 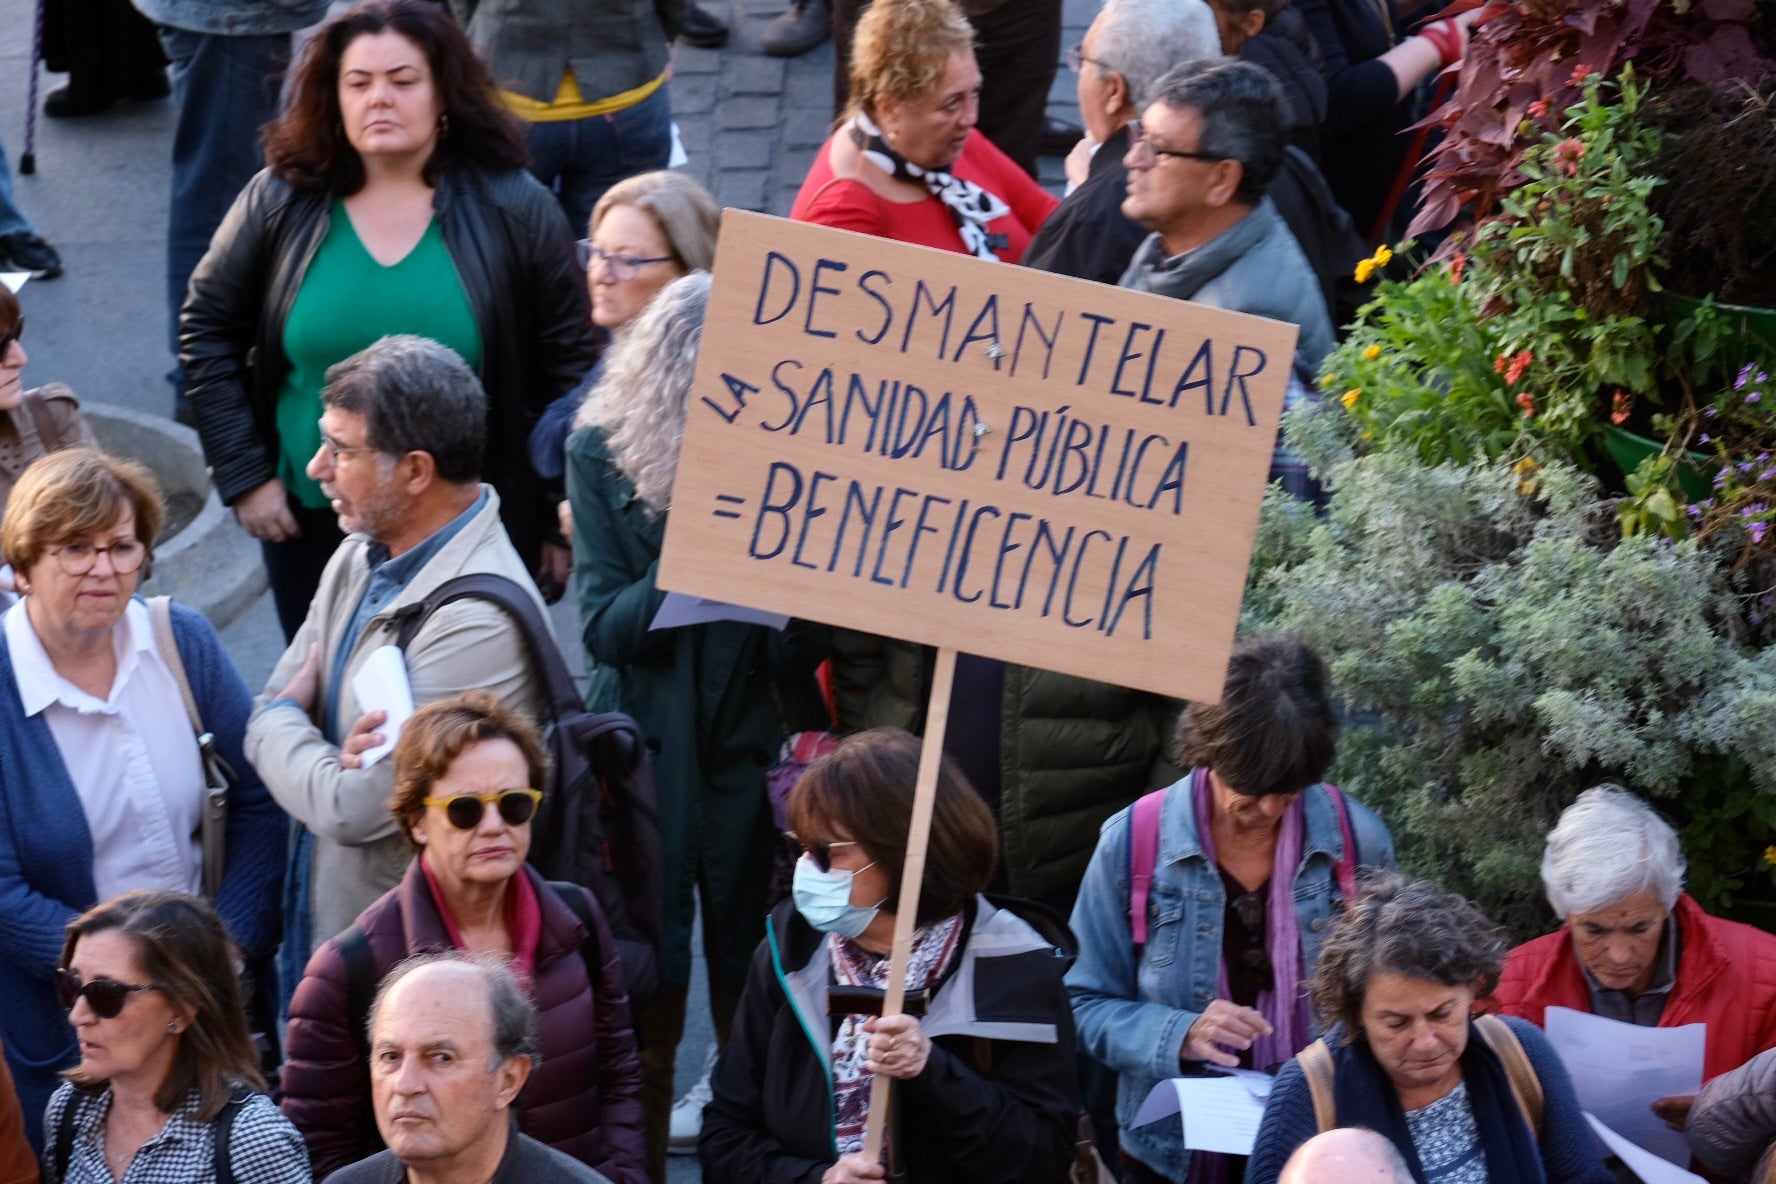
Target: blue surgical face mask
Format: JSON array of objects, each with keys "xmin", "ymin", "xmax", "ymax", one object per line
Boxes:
[{"xmin": 792, "ymin": 852, "xmax": 884, "ymax": 938}]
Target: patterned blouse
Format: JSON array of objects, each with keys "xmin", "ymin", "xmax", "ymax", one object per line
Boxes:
[
  {"xmin": 1404, "ymin": 1081, "xmax": 1489, "ymax": 1184},
  {"xmin": 44, "ymin": 1082, "xmax": 309, "ymax": 1184}
]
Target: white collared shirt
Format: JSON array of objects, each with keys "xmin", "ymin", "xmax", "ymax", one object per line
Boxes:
[{"xmin": 6, "ymin": 598, "xmax": 205, "ymax": 902}]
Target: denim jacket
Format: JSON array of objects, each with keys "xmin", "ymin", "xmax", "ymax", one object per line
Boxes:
[{"xmin": 1065, "ymin": 775, "xmax": 1396, "ymax": 1181}]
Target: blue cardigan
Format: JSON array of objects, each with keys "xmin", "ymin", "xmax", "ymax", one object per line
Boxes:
[{"xmin": 0, "ymin": 600, "xmax": 287, "ymax": 1148}]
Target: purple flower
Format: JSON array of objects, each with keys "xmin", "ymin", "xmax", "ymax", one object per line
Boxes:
[
  {"xmin": 1701, "ymin": 433, "xmax": 1712, "ymax": 443},
  {"xmin": 1750, "ymin": 391, "xmax": 1763, "ymax": 404},
  {"xmin": 1739, "ymin": 363, "xmax": 1757, "ymax": 390},
  {"xmin": 1762, "ymin": 469, "xmax": 1776, "ymax": 483},
  {"xmin": 1687, "ymin": 505, "xmax": 1703, "ymax": 518},
  {"xmin": 1755, "ymin": 611, "xmax": 1767, "ymax": 626},
  {"xmin": 1705, "ymin": 406, "xmax": 1718, "ymax": 418},
  {"xmin": 1716, "ymin": 469, "xmax": 1730, "ymax": 489},
  {"xmin": 1752, "ymin": 521, "xmax": 1769, "ymax": 546}
]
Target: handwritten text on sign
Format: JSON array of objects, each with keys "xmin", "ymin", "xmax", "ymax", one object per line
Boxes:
[{"xmin": 657, "ymin": 211, "xmax": 1297, "ymax": 702}]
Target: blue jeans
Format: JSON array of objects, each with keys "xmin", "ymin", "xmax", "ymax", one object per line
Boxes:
[
  {"xmin": 159, "ymin": 26, "xmax": 289, "ymax": 398},
  {"xmin": 0, "ymin": 132, "xmax": 32, "ymax": 238},
  {"xmin": 525, "ymin": 83, "xmax": 672, "ymax": 237}
]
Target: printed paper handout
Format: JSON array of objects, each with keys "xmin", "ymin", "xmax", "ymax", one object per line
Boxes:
[
  {"xmin": 1545, "ymin": 1006, "xmax": 1704, "ymax": 1166},
  {"xmin": 1131, "ymin": 1075, "xmax": 1267, "ymax": 1156}
]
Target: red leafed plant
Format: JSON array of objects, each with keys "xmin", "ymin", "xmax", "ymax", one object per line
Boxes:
[{"xmin": 1408, "ymin": 0, "xmax": 1776, "ymax": 241}]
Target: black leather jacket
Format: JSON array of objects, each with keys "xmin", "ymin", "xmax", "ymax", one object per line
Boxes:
[{"xmin": 180, "ymin": 166, "xmax": 595, "ymax": 564}]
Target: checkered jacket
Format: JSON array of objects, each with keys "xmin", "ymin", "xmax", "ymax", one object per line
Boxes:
[{"xmin": 43, "ymin": 1083, "xmax": 308, "ymax": 1184}]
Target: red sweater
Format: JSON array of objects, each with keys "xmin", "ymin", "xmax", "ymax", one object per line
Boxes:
[
  {"xmin": 790, "ymin": 129, "xmax": 1059, "ymax": 264},
  {"xmin": 1491, "ymin": 894, "xmax": 1776, "ymax": 1083}
]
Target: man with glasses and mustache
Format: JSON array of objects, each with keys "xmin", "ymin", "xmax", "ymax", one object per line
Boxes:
[
  {"xmin": 246, "ymin": 335, "xmax": 550, "ymax": 997},
  {"xmin": 1116, "ymin": 57, "xmax": 1334, "ymax": 371}
]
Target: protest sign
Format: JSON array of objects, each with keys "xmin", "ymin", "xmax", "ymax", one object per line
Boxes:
[
  {"xmin": 657, "ymin": 210, "xmax": 1299, "ymax": 703},
  {"xmin": 657, "ymin": 210, "xmax": 1300, "ymax": 1158}
]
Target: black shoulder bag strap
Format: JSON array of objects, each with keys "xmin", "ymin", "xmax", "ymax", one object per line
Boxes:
[
  {"xmin": 56, "ymin": 1088, "xmax": 249, "ymax": 1183},
  {"xmin": 337, "ymin": 923, "xmax": 382, "ymax": 1156}
]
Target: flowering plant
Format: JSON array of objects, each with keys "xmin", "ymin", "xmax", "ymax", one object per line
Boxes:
[{"xmin": 1677, "ymin": 364, "xmax": 1776, "ymax": 562}]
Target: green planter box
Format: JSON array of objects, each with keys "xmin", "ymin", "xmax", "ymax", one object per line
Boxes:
[{"xmin": 1600, "ymin": 424, "xmax": 1719, "ymax": 503}]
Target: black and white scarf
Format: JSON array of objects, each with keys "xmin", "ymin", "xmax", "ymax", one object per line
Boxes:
[{"xmin": 848, "ymin": 111, "xmax": 1012, "ymax": 261}]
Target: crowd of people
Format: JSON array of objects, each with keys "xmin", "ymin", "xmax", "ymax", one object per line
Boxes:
[{"xmin": 6, "ymin": 0, "xmax": 1776, "ymax": 1182}]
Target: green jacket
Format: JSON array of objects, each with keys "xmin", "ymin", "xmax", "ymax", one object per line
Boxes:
[
  {"xmin": 829, "ymin": 632, "xmax": 1179, "ymax": 916},
  {"xmin": 567, "ymin": 427, "xmax": 825, "ymax": 989}
]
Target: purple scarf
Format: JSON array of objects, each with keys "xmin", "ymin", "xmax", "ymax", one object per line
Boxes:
[{"xmin": 1189, "ymin": 767, "xmax": 1311, "ymax": 1072}]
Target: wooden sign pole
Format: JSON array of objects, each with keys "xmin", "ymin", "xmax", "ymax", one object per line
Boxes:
[{"xmin": 860, "ymin": 645, "xmax": 958, "ymax": 1165}]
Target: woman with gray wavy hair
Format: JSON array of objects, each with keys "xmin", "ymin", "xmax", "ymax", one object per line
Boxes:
[
  {"xmin": 1493, "ymin": 785, "xmax": 1776, "ymax": 1132},
  {"xmin": 563, "ymin": 271, "xmax": 830, "ymax": 1179},
  {"xmin": 1246, "ymin": 875, "xmax": 1609, "ymax": 1184}
]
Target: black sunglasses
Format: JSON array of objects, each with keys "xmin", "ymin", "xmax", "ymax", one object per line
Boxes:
[
  {"xmin": 55, "ymin": 968, "xmax": 160, "ymax": 1019},
  {"xmin": 0, "ymin": 316, "xmax": 22, "ymax": 355},
  {"xmin": 421, "ymin": 788, "xmax": 543, "ymax": 831},
  {"xmin": 784, "ymin": 831, "xmax": 862, "ymax": 873}
]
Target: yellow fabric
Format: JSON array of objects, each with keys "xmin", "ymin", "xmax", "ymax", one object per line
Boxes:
[{"xmin": 502, "ymin": 67, "xmax": 666, "ymax": 123}]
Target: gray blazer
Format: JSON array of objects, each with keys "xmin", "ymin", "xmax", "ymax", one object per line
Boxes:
[
  {"xmin": 449, "ymin": 0, "xmax": 680, "ymax": 103},
  {"xmin": 324, "ymin": 1129, "xmax": 613, "ymax": 1184}
]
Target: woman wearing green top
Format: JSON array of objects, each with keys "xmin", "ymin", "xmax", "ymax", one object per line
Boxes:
[{"xmin": 180, "ymin": 0, "xmax": 594, "ymax": 637}]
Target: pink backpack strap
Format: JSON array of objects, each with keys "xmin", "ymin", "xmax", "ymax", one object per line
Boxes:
[
  {"xmin": 1128, "ymin": 789, "xmax": 1167, "ymax": 949},
  {"xmin": 1323, "ymin": 782, "xmax": 1359, "ymax": 902}
]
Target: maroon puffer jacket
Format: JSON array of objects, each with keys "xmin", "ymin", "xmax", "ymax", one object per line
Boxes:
[{"xmin": 280, "ymin": 859, "xmax": 647, "ymax": 1184}]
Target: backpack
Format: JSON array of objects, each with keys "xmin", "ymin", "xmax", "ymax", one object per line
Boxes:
[
  {"xmin": 335, "ymin": 881, "xmax": 609, "ymax": 1163},
  {"xmin": 1127, "ymin": 781, "xmax": 1359, "ymax": 951},
  {"xmin": 1295, "ymin": 1014, "xmax": 1544, "ymax": 1140},
  {"xmin": 54, "ymin": 1088, "xmax": 250, "ymax": 1183},
  {"xmin": 389, "ymin": 572, "xmax": 662, "ymax": 1006}
]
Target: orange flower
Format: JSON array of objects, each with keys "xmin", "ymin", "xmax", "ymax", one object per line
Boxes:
[
  {"xmin": 1553, "ymin": 138, "xmax": 1586, "ymax": 176},
  {"xmin": 1505, "ymin": 350, "xmax": 1533, "ymax": 385},
  {"xmin": 1567, "ymin": 62, "xmax": 1596, "ymax": 87},
  {"xmin": 1494, "ymin": 353, "xmax": 1509, "ymax": 375},
  {"xmin": 1528, "ymin": 98, "xmax": 1550, "ymax": 118},
  {"xmin": 1449, "ymin": 251, "xmax": 1467, "ymax": 283},
  {"xmin": 1610, "ymin": 390, "xmax": 1632, "ymax": 426},
  {"xmin": 1517, "ymin": 391, "xmax": 1537, "ymax": 416}
]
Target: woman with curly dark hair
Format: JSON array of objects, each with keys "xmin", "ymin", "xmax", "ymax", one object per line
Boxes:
[
  {"xmin": 1245, "ymin": 876, "xmax": 1611, "ymax": 1184},
  {"xmin": 180, "ymin": 0, "xmax": 593, "ymax": 638}
]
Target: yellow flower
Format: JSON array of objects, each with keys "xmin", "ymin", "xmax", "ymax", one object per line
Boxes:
[
  {"xmin": 1764, "ymin": 845, "xmax": 1776, "ymax": 866},
  {"xmin": 1514, "ymin": 455, "xmax": 1540, "ymax": 495},
  {"xmin": 1354, "ymin": 244, "xmax": 1394, "ymax": 284},
  {"xmin": 1362, "ymin": 344, "xmax": 1382, "ymax": 361},
  {"xmin": 1341, "ymin": 388, "xmax": 1361, "ymax": 410}
]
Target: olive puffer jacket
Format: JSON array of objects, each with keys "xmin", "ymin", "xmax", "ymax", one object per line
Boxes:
[
  {"xmin": 281, "ymin": 860, "xmax": 646, "ymax": 1184},
  {"xmin": 181, "ymin": 166, "xmax": 594, "ymax": 565},
  {"xmin": 828, "ymin": 632, "xmax": 1179, "ymax": 915}
]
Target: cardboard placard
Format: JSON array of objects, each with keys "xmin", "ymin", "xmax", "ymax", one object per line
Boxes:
[{"xmin": 658, "ymin": 211, "xmax": 1298, "ymax": 702}]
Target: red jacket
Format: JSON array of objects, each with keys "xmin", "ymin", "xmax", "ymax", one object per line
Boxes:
[
  {"xmin": 1491, "ymin": 894, "xmax": 1776, "ymax": 1083},
  {"xmin": 280, "ymin": 860, "xmax": 647, "ymax": 1184}
]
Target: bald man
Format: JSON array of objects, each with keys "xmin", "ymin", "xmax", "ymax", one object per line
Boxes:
[{"xmin": 1278, "ymin": 1128, "xmax": 1414, "ymax": 1184}]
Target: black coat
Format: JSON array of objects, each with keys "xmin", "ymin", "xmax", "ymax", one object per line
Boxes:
[
  {"xmin": 181, "ymin": 166, "xmax": 595, "ymax": 565},
  {"xmin": 700, "ymin": 897, "xmax": 1081, "ymax": 1184}
]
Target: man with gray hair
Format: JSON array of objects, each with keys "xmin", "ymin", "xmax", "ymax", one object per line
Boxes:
[
  {"xmin": 1023, "ymin": 0, "xmax": 1221, "ymax": 284},
  {"xmin": 1492, "ymin": 784, "xmax": 1776, "ymax": 1129},
  {"xmin": 1278, "ymin": 1128, "xmax": 1414, "ymax": 1184},
  {"xmin": 327, "ymin": 953, "xmax": 610, "ymax": 1183},
  {"xmin": 248, "ymin": 336, "xmax": 551, "ymax": 976},
  {"xmin": 1116, "ymin": 57, "xmax": 1334, "ymax": 369}
]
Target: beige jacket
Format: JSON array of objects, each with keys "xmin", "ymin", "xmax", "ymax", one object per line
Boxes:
[{"xmin": 246, "ymin": 487, "xmax": 552, "ymax": 951}]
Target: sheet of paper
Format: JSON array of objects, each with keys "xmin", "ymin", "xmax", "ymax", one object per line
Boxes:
[
  {"xmin": 0, "ymin": 273, "xmax": 28, "ymax": 294},
  {"xmin": 1130, "ymin": 1076, "xmax": 1266, "ymax": 1155},
  {"xmin": 1584, "ymin": 1113, "xmax": 1704, "ymax": 1184},
  {"xmin": 669, "ymin": 121, "xmax": 688, "ymax": 168},
  {"xmin": 1206, "ymin": 1064, "xmax": 1274, "ymax": 1101},
  {"xmin": 348, "ymin": 645, "xmax": 416, "ymax": 768},
  {"xmin": 648, "ymin": 591, "xmax": 789, "ymax": 631},
  {"xmin": 1545, "ymin": 1006, "xmax": 1704, "ymax": 1166}
]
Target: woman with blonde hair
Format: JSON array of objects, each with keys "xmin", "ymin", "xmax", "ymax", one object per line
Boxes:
[
  {"xmin": 791, "ymin": 0, "xmax": 1057, "ymax": 262},
  {"xmin": 565, "ymin": 271, "xmax": 829, "ymax": 1178},
  {"xmin": 527, "ymin": 169, "xmax": 719, "ymax": 487}
]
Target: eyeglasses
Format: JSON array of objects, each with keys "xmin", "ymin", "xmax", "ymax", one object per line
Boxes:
[
  {"xmin": 49, "ymin": 538, "xmax": 149, "ymax": 576},
  {"xmin": 55, "ymin": 968, "xmax": 161, "ymax": 1019},
  {"xmin": 0, "ymin": 316, "xmax": 22, "ymax": 355},
  {"xmin": 1065, "ymin": 42, "xmax": 1109, "ymax": 73},
  {"xmin": 421, "ymin": 788, "xmax": 543, "ymax": 830},
  {"xmin": 785, "ymin": 831, "xmax": 861, "ymax": 872},
  {"xmin": 316, "ymin": 423, "xmax": 380, "ymax": 463},
  {"xmin": 577, "ymin": 240, "xmax": 676, "ymax": 283},
  {"xmin": 1127, "ymin": 119, "xmax": 1230, "ymax": 168}
]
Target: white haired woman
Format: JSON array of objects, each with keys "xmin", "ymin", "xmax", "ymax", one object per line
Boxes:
[
  {"xmin": 1491, "ymin": 785, "xmax": 1776, "ymax": 1132},
  {"xmin": 563, "ymin": 271, "xmax": 830, "ymax": 1180}
]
